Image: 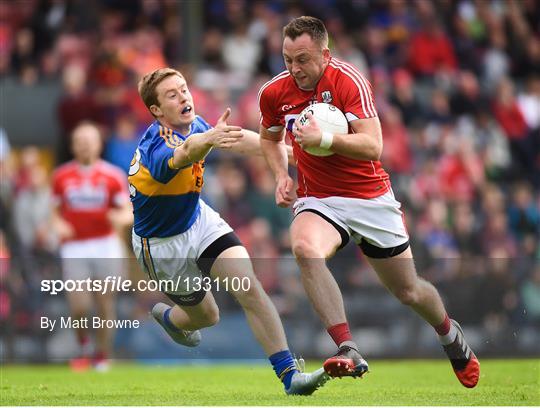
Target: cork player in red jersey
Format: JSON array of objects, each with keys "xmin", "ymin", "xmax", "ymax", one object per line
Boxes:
[
  {"xmin": 51, "ymin": 121, "xmax": 133, "ymax": 371},
  {"xmin": 258, "ymin": 16, "xmax": 479, "ymax": 388}
]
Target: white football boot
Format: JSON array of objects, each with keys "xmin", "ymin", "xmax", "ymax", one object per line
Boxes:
[
  {"xmin": 151, "ymin": 303, "xmax": 201, "ymax": 347},
  {"xmin": 285, "ymin": 357, "xmax": 331, "ymax": 395}
]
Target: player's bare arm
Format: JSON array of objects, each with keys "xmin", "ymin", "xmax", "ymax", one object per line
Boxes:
[
  {"xmin": 50, "ymin": 205, "xmax": 75, "ymax": 241},
  {"xmin": 228, "ymin": 128, "xmax": 296, "ymax": 166},
  {"xmin": 294, "ymin": 112, "xmax": 382, "ymax": 161},
  {"xmin": 260, "ymin": 127, "xmax": 295, "ymax": 207},
  {"xmin": 226, "ymin": 129, "xmax": 263, "ymax": 157},
  {"xmin": 106, "ymin": 201, "xmax": 134, "ymax": 232},
  {"xmin": 172, "ymin": 108, "xmax": 243, "ymax": 168}
]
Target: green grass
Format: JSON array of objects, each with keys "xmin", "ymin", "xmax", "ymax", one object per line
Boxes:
[{"xmin": 1, "ymin": 359, "xmax": 538, "ymax": 405}]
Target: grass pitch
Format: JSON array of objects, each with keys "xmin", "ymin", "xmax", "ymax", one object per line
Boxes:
[{"xmin": 1, "ymin": 359, "xmax": 538, "ymax": 405}]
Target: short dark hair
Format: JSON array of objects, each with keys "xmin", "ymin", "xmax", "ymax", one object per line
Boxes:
[{"xmin": 283, "ymin": 16, "xmax": 328, "ymax": 47}]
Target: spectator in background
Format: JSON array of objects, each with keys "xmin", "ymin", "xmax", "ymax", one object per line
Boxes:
[
  {"xmin": 417, "ymin": 198, "xmax": 459, "ymax": 282},
  {"xmin": 513, "ymin": 34, "xmax": 540, "ymax": 80},
  {"xmin": 11, "ymin": 158, "xmax": 58, "ymax": 306},
  {"xmin": 90, "ymin": 44, "xmax": 131, "ymax": 127},
  {"xmin": 57, "ymin": 65, "xmax": 101, "ymax": 162},
  {"xmin": 222, "ymin": 19, "xmax": 262, "ymax": 89},
  {"xmin": 332, "ymin": 33, "xmax": 369, "ymax": 77},
  {"xmin": 408, "ymin": 18, "xmax": 457, "ymax": 78},
  {"xmin": 481, "ymin": 211, "xmax": 518, "ymax": 258},
  {"xmin": 483, "ymin": 26, "xmax": 511, "ymax": 88},
  {"xmin": 516, "ymin": 76, "xmax": 540, "ymax": 186},
  {"xmin": 236, "ymin": 217, "xmax": 280, "ymax": 293},
  {"xmin": 13, "ymin": 146, "xmax": 41, "ymax": 195},
  {"xmin": 426, "ymin": 89, "xmax": 453, "ymax": 125},
  {"xmin": 380, "ymin": 106, "xmax": 412, "ymax": 175},
  {"xmin": 409, "ymin": 157, "xmax": 442, "ymax": 206},
  {"xmin": 117, "ymin": 26, "xmax": 167, "ymax": 78},
  {"xmin": 492, "ymin": 77, "xmax": 534, "ymax": 180},
  {"xmin": 389, "ymin": 68, "xmax": 423, "ymax": 126},
  {"xmin": 364, "ymin": 25, "xmax": 390, "ymax": 72},
  {"xmin": 259, "ymin": 29, "xmax": 287, "ymax": 77},
  {"xmin": 477, "ymin": 247, "xmax": 519, "ymax": 328},
  {"xmin": 450, "ymin": 10, "xmax": 482, "ymax": 75},
  {"xmin": 507, "ymin": 183, "xmax": 540, "ymax": 242},
  {"xmin": 461, "ymin": 110, "xmax": 511, "ymax": 180},
  {"xmin": 450, "ymin": 70, "xmax": 488, "ymax": 118},
  {"xmin": 10, "ymin": 28, "xmax": 37, "ymax": 78},
  {"xmin": 215, "ymin": 159, "xmax": 253, "ymax": 229},
  {"xmin": 517, "ymin": 76, "xmax": 540, "ymax": 133},
  {"xmin": 196, "ymin": 28, "xmax": 226, "ymax": 91},
  {"xmin": 369, "ymin": 0, "xmax": 413, "ymax": 68},
  {"xmin": 13, "ymin": 163, "xmax": 55, "ymax": 253},
  {"xmin": 438, "ymin": 136, "xmax": 484, "ymax": 204},
  {"xmin": 451, "ymin": 202, "xmax": 480, "ymax": 259},
  {"xmin": 236, "ymin": 74, "xmax": 271, "ymax": 130}
]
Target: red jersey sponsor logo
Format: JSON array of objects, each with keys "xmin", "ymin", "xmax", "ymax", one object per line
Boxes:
[{"xmin": 52, "ymin": 160, "xmax": 129, "ymax": 241}]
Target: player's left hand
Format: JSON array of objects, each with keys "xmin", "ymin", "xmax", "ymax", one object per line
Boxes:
[{"xmin": 293, "ymin": 112, "xmax": 322, "ymax": 149}]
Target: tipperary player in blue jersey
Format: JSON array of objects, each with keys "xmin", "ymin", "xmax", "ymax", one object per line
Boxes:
[{"xmin": 129, "ymin": 68, "xmax": 329, "ymax": 395}]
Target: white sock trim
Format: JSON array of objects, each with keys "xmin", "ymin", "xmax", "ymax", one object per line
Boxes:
[
  {"xmin": 439, "ymin": 324, "xmax": 458, "ymax": 345},
  {"xmin": 338, "ymin": 340, "xmax": 358, "ymax": 350}
]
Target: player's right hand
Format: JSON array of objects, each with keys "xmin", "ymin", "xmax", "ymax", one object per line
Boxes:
[
  {"xmin": 56, "ymin": 218, "xmax": 75, "ymax": 241},
  {"xmin": 211, "ymin": 108, "xmax": 244, "ymax": 149},
  {"xmin": 275, "ymin": 175, "xmax": 295, "ymax": 207}
]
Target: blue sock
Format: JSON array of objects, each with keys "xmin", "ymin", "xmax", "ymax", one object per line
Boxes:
[
  {"xmin": 269, "ymin": 350, "xmax": 298, "ymax": 389},
  {"xmin": 163, "ymin": 307, "xmax": 180, "ymax": 332}
]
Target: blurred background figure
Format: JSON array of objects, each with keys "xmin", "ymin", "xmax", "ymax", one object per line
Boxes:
[{"xmin": 50, "ymin": 122, "xmax": 132, "ymax": 371}]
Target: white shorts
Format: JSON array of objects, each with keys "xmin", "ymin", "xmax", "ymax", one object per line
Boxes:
[
  {"xmin": 293, "ymin": 191, "xmax": 409, "ymax": 257},
  {"xmin": 60, "ymin": 234, "xmax": 126, "ymax": 281},
  {"xmin": 131, "ymin": 200, "xmax": 234, "ymax": 303}
]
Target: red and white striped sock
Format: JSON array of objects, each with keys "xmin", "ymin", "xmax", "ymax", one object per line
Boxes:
[{"xmin": 434, "ymin": 315, "xmax": 458, "ymax": 345}]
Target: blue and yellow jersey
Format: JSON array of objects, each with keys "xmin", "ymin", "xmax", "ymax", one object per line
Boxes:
[{"xmin": 128, "ymin": 117, "xmax": 212, "ymax": 238}]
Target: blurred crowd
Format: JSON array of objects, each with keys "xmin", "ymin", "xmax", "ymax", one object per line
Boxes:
[{"xmin": 1, "ymin": 0, "xmax": 540, "ymax": 353}]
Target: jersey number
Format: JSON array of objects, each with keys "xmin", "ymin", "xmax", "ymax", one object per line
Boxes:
[{"xmin": 128, "ymin": 148, "xmax": 141, "ymax": 197}]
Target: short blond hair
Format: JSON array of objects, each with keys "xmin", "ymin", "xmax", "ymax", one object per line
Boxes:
[{"xmin": 138, "ymin": 68, "xmax": 184, "ymax": 115}]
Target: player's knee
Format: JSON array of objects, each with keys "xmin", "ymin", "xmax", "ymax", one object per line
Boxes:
[
  {"xmin": 292, "ymin": 238, "xmax": 323, "ymax": 261},
  {"xmin": 393, "ymin": 286, "xmax": 419, "ymax": 306},
  {"xmin": 70, "ymin": 306, "xmax": 90, "ymax": 319}
]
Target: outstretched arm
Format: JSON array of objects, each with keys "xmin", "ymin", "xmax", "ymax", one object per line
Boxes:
[
  {"xmin": 171, "ymin": 108, "xmax": 243, "ymax": 168},
  {"xmin": 228, "ymin": 128, "xmax": 296, "ymax": 166}
]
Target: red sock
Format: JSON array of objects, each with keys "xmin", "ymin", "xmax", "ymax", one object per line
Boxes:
[
  {"xmin": 434, "ymin": 314, "xmax": 451, "ymax": 336},
  {"xmin": 327, "ymin": 322, "xmax": 352, "ymax": 346},
  {"xmin": 78, "ymin": 335, "xmax": 89, "ymax": 347}
]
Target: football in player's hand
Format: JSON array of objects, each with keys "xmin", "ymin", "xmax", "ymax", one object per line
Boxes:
[{"xmin": 296, "ymin": 103, "xmax": 348, "ymax": 157}]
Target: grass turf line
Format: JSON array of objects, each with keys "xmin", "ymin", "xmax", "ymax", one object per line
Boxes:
[{"xmin": 1, "ymin": 359, "xmax": 538, "ymax": 405}]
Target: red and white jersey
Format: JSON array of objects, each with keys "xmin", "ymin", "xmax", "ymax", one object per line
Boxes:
[
  {"xmin": 52, "ymin": 160, "xmax": 129, "ymax": 242},
  {"xmin": 258, "ymin": 57, "xmax": 390, "ymax": 199}
]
